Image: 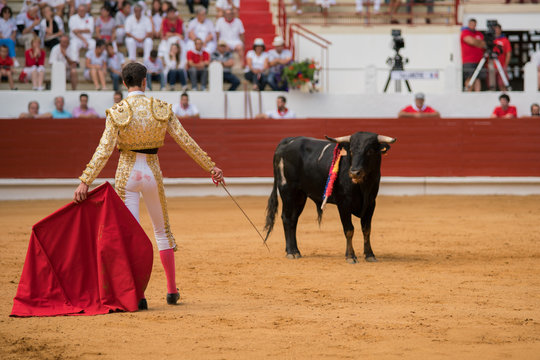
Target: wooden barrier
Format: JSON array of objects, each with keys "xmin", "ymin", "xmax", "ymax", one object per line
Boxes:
[{"xmin": 1, "ymin": 118, "xmax": 540, "ymax": 178}]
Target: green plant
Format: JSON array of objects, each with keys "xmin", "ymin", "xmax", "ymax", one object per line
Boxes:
[{"xmin": 282, "ymin": 59, "xmax": 318, "ymax": 89}]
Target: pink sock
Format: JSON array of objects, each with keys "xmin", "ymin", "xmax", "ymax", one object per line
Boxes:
[{"xmin": 159, "ymin": 249, "xmax": 177, "ymax": 294}]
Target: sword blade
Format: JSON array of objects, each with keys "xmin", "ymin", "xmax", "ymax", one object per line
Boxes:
[{"xmin": 220, "ymin": 183, "xmax": 270, "ymax": 252}]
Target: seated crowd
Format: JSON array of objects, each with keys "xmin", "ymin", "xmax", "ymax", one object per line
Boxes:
[{"xmin": 0, "ymin": 0, "xmax": 298, "ymax": 92}]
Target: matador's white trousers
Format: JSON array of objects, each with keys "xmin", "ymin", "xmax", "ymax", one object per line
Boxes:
[{"xmin": 116, "ymin": 152, "xmax": 176, "ymax": 251}]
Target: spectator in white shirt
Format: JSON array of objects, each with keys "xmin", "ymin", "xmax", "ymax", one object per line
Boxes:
[
  {"xmin": 125, "ymin": 3, "xmax": 153, "ymax": 60},
  {"xmin": 164, "ymin": 43, "xmax": 187, "ymax": 91},
  {"xmin": 49, "ymin": 34, "xmax": 78, "ymax": 89},
  {"xmin": 215, "ymin": 9, "xmax": 244, "ymax": 62},
  {"xmin": 68, "ymin": 4, "xmax": 95, "ymax": 62},
  {"xmin": 216, "ymin": 0, "xmax": 239, "ymax": 18},
  {"xmin": 69, "ymin": 0, "xmax": 91, "ymax": 17},
  {"xmin": 355, "ymin": 0, "xmax": 381, "ymax": 15},
  {"xmin": 147, "ymin": 0, "xmax": 163, "ymax": 39},
  {"xmin": 267, "ymin": 36, "xmax": 292, "ymax": 91},
  {"xmin": 257, "ymin": 96, "xmax": 297, "ymax": 119},
  {"xmin": 85, "ymin": 39, "xmax": 108, "ymax": 90},
  {"xmin": 16, "ymin": 5, "xmax": 41, "ymax": 50},
  {"xmin": 0, "ymin": 6, "xmax": 17, "ymax": 60},
  {"xmin": 114, "ymin": 2, "xmax": 131, "ymax": 45},
  {"xmin": 43, "ymin": 0, "xmax": 66, "ymax": 21},
  {"xmin": 144, "ymin": 49, "xmax": 166, "ymax": 90},
  {"xmin": 172, "ymin": 92, "xmax": 200, "ymax": 120},
  {"xmin": 245, "ymin": 38, "xmax": 269, "ymax": 91},
  {"xmin": 106, "ymin": 42, "xmax": 125, "ymax": 91},
  {"xmin": 186, "ymin": 7, "xmax": 216, "ymax": 54},
  {"xmin": 531, "ymin": 46, "xmax": 540, "ymax": 91}
]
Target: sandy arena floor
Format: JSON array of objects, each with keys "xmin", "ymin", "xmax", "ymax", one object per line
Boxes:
[{"xmin": 0, "ymin": 194, "xmax": 539, "ymax": 359}]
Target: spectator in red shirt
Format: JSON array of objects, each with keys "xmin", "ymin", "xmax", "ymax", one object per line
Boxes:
[
  {"xmin": 461, "ymin": 18, "xmax": 486, "ymax": 92},
  {"xmin": 187, "ymin": 37, "xmax": 209, "ymax": 91},
  {"xmin": 23, "ymin": 36, "xmax": 46, "ymax": 91},
  {"xmin": 158, "ymin": 7, "xmax": 183, "ymax": 59},
  {"xmin": 491, "ymin": 93, "xmax": 517, "ymax": 118},
  {"xmin": 0, "ymin": 44, "xmax": 15, "ymax": 89},
  {"xmin": 493, "ymin": 24, "xmax": 512, "ymax": 91},
  {"xmin": 398, "ymin": 93, "xmax": 440, "ymax": 118}
]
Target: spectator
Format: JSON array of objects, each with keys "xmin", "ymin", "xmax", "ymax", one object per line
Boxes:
[
  {"xmin": 461, "ymin": 18, "xmax": 486, "ymax": 92},
  {"xmin": 95, "ymin": 6, "xmax": 116, "ymax": 43},
  {"xmin": 19, "ymin": 100, "xmax": 52, "ymax": 118},
  {"xmin": 211, "ymin": 39, "xmax": 240, "ymax": 91},
  {"xmin": 16, "ymin": 4, "xmax": 41, "ymax": 50},
  {"xmin": 388, "ymin": 0, "xmax": 401, "ymax": 23},
  {"xmin": 23, "ymin": 36, "xmax": 46, "ymax": 91},
  {"xmin": 49, "ymin": 34, "xmax": 78, "ymax": 90},
  {"xmin": 0, "ymin": 6, "xmax": 17, "ymax": 64},
  {"xmin": 316, "ymin": 0, "xmax": 335, "ymax": 16},
  {"xmin": 215, "ymin": 9, "xmax": 244, "ymax": 61},
  {"xmin": 73, "ymin": 93, "xmax": 99, "ymax": 118},
  {"xmin": 355, "ymin": 0, "xmax": 381, "ymax": 15},
  {"xmin": 68, "ymin": 4, "xmax": 95, "ymax": 62},
  {"xmin": 106, "ymin": 42, "xmax": 125, "ymax": 91},
  {"xmin": 187, "ymin": 37, "xmax": 209, "ymax": 91},
  {"xmin": 398, "ymin": 93, "xmax": 440, "ymax": 118},
  {"xmin": 164, "ymin": 43, "xmax": 187, "ymax": 91},
  {"xmin": 114, "ymin": 2, "xmax": 131, "ymax": 45},
  {"xmin": 245, "ymin": 38, "xmax": 269, "ymax": 91},
  {"xmin": 113, "ymin": 90, "xmax": 123, "ymax": 104},
  {"xmin": 292, "ymin": 0, "xmax": 307, "ymax": 15},
  {"xmin": 216, "ymin": 0, "xmax": 240, "ymax": 18},
  {"xmin": 491, "ymin": 93, "xmax": 517, "ymax": 118},
  {"xmin": 531, "ymin": 46, "xmax": 540, "ymax": 91},
  {"xmin": 267, "ymin": 36, "xmax": 292, "ymax": 91},
  {"xmin": 187, "ymin": 7, "xmax": 216, "ymax": 54},
  {"xmin": 45, "ymin": 0, "xmax": 67, "ymax": 20},
  {"xmin": 69, "ymin": 0, "xmax": 91, "ymax": 17},
  {"xmin": 125, "ymin": 3, "xmax": 153, "ymax": 61},
  {"xmin": 186, "ymin": 0, "xmax": 209, "ymax": 16},
  {"xmin": 40, "ymin": 5, "xmax": 64, "ymax": 50},
  {"xmin": 172, "ymin": 92, "xmax": 200, "ymax": 120},
  {"xmin": 493, "ymin": 24, "xmax": 511, "ymax": 91},
  {"xmin": 406, "ymin": 0, "xmax": 434, "ymax": 24},
  {"xmin": 144, "ymin": 49, "xmax": 166, "ymax": 91},
  {"xmin": 85, "ymin": 39, "xmax": 108, "ymax": 91},
  {"xmin": 103, "ymin": 0, "xmax": 121, "ymax": 16},
  {"xmin": 147, "ymin": 0, "xmax": 163, "ymax": 39},
  {"xmin": 158, "ymin": 6, "xmax": 183, "ymax": 58},
  {"xmin": 527, "ymin": 103, "xmax": 540, "ymax": 117},
  {"xmin": 0, "ymin": 44, "xmax": 15, "ymax": 89},
  {"xmin": 256, "ymin": 96, "xmax": 296, "ymax": 119},
  {"xmin": 51, "ymin": 96, "xmax": 72, "ymax": 118}
]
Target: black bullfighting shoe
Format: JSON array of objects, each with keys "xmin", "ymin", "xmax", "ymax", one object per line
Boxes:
[
  {"xmin": 166, "ymin": 289, "xmax": 180, "ymax": 305},
  {"xmin": 138, "ymin": 298, "xmax": 148, "ymax": 310}
]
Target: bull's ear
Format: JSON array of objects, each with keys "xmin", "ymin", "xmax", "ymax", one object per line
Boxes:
[
  {"xmin": 380, "ymin": 143, "xmax": 391, "ymax": 154},
  {"xmin": 325, "ymin": 135, "xmax": 351, "ymax": 143}
]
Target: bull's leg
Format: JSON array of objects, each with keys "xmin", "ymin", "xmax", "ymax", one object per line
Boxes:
[
  {"xmin": 281, "ymin": 190, "xmax": 307, "ymax": 259},
  {"xmin": 361, "ymin": 201, "xmax": 377, "ymax": 262},
  {"xmin": 338, "ymin": 208, "xmax": 357, "ymax": 264}
]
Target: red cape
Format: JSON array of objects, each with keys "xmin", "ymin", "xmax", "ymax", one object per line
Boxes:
[{"xmin": 11, "ymin": 182, "xmax": 153, "ymax": 317}]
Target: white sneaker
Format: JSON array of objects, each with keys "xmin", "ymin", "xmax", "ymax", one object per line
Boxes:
[{"xmin": 13, "ymin": 59, "xmax": 20, "ymax": 68}]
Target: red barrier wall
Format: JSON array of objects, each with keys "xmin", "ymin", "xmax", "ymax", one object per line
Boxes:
[{"xmin": 1, "ymin": 118, "xmax": 540, "ymax": 178}]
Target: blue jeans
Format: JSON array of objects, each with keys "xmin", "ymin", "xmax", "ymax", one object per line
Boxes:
[
  {"xmin": 146, "ymin": 73, "xmax": 166, "ymax": 90},
  {"xmin": 109, "ymin": 71, "xmax": 121, "ymax": 91},
  {"xmin": 0, "ymin": 38, "xmax": 16, "ymax": 58},
  {"xmin": 223, "ymin": 71, "xmax": 240, "ymax": 91},
  {"xmin": 267, "ymin": 71, "xmax": 287, "ymax": 91},
  {"xmin": 167, "ymin": 69, "xmax": 187, "ymax": 87}
]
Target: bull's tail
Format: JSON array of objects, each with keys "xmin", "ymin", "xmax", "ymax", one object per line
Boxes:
[
  {"xmin": 264, "ymin": 165, "xmax": 279, "ymax": 242},
  {"xmin": 316, "ymin": 205, "xmax": 323, "ymax": 227}
]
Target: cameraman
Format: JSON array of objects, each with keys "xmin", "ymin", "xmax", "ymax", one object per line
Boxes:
[
  {"xmin": 460, "ymin": 18, "xmax": 486, "ymax": 92},
  {"xmin": 493, "ymin": 24, "xmax": 511, "ymax": 91}
]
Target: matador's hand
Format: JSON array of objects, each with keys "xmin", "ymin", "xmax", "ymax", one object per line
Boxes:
[
  {"xmin": 74, "ymin": 182, "xmax": 89, "ymax": 203},
  {"xmin": 211, "ymin": 166, "xmax": 225, "ymax": 186}
]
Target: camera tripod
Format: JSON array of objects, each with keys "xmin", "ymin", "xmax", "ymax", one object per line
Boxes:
[
  {"xmin": 465, "ymin": 48, "xmax": 511, "ymax": 91},
  {"xmin": 384, "ymin": 52, "xmax": 412, "ymax": 93}
]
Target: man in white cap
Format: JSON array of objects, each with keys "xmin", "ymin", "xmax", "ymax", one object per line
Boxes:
[
  {"xmin": 398, "ymin": 92, "xmax": 440, "ymax": 118},
  {"xmin": 215, "ymin": 9, "xmax": 244, "ymax": 61},
  {"xmin": 267, "ymin": 36, "xmax": 292, "ymax": 91}
]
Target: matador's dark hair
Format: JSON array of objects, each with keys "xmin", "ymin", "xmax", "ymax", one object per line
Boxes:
[{"xmin": 122, "ymin": 62, "xmax": 147, "ymax": 88}]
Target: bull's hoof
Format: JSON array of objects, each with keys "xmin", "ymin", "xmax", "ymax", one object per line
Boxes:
[
  {"xmin": 365, "ymin": 256, "xmax": 378, "ymax": 263},
  {"xmin": 286, "ymin": 253, "xmax": 302, "ymax": 259},
  {"xmin": 346, "ymin": 257, "xmax": 358, "ymax": 264}
]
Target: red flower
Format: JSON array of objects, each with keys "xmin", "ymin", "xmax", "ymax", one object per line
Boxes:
[
  {"xmin": 308, "ymin": 64, "xmax": 315, "ymax": 69},
  {"xmin": 304, "ymin": 78, "xmax": 310, "ymax": 82},
  {"xmin": 289, "ymin": 66, "xmax": 294, "ymax": 70},
  {"xmin": 298, "ymin": 73, "xmax": 303, "ymax": 79}
]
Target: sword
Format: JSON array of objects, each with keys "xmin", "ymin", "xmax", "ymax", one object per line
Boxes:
[{"xmin": 215, "ymin": 180, "xmax": 270, "ymax": 252}]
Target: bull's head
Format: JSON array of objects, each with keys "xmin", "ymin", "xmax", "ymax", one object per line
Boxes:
[{"xmin": 326, "ymin": 132, "xmax": 396, "ymax": 184}]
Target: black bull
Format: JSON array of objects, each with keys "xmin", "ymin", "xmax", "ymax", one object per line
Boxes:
[{"xmin": 264, "ymin": 132, "xmax": 396, "ymax": 263}]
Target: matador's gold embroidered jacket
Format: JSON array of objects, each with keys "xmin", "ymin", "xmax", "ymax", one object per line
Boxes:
[{"xmin": 79, "ymin": 94, "xmax": 215, "ymax": 185}]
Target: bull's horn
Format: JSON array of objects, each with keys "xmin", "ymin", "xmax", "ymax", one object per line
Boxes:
[
  {"xmin": 377, "ymin": 135, "xmax": 396, "ymax": 144},
  {"xmin": 325, "ymin": 135, "xmax": 351, "ymax": 143}
]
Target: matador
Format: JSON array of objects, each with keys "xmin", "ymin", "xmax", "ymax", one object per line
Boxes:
[{"xmin": 74, "ymin": 62, "xmax": 224, "ymax": 308}]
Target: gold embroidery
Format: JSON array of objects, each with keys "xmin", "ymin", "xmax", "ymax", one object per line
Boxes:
[{"xmin": 147, "ymin": 154, "xmax": 177, "ymax": 251}]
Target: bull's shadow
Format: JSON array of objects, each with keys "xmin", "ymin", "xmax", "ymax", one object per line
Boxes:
[{"xmin": 264, "ymin": 132, "xmax": 396, "ymax": 264}]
